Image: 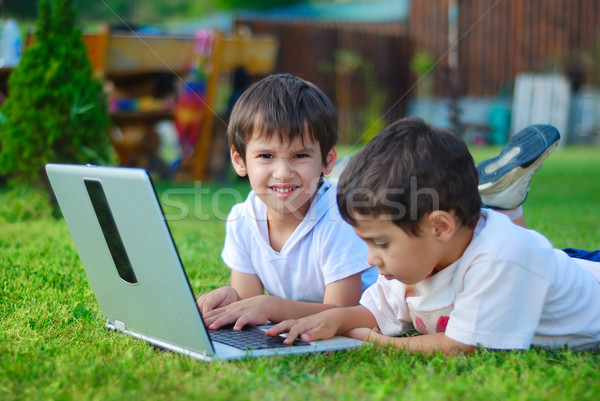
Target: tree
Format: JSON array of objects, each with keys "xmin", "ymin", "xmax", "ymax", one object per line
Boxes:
[
  {"xmin": 0, "ymin": 0, "xmax": 111, "ymax": 185},
  {"xmin": 3, "ymin": 0, "xmax": 312, "ymax": 24}
]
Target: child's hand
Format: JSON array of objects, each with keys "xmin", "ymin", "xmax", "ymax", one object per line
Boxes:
[
  {"xmin": 202, "ymin": 295, "xmax": 273, "ymax": 330},
  {"xmin": 196, "ymin": 287, "xmax": 240, "ymax": 317},
  {"xmin": 266, "ymin": 310, "xmax": 341, "ymax": 345}
]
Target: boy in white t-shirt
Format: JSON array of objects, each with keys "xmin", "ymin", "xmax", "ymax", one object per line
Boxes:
[
  {"xmin": 196, "ymin": 73, "xmax": 377, "ymax": 330},
  {"xmin": 268, "ymin": 117, "xmax": 600, "ymax": 353}
]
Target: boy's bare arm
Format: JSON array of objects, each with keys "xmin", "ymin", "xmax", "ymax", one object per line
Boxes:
[
  {"xmin": 202, "ymin": 274, "xmax": 364, "ymax": 330},
  {"xmin": 230, "ymin": 270, "xmax": 264, "ymax": 299},
  {"xmin": 345, "ymin": 329, "xmax": 476, "ymax": 355},
  {"xmin": 322, "ymin": 273, "xmax": 363, "ymax": 307},
  {"xmin": 267, "ymin": 305, "xmax": 377, "ymax": 344},
  {"xmin": 270, "ymin": 306, "xmax": 476, "ymax": 354}
]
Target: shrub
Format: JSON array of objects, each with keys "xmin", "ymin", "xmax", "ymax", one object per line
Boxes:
[{"xmin": 0, "ymin": 0, "xmax": 111, "ymax": 186}]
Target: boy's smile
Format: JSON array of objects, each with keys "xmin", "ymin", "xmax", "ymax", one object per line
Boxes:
[{"xmin": 231, "ymin": 130, "xmax": 336, "ymax": 222}]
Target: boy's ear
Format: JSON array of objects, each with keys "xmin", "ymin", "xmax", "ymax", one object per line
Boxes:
[
  {"xmin": 426, "ymin": 210, "xmax": 456, "ymax": 241},
  {"xmin": 230, "ymin": 146, "xmax": 247, "ymax": 177},
  {"xmin": 322, "ymin": 147, "xmax": 337, "ymax": 175}
]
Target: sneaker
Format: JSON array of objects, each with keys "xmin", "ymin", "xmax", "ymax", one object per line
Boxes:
[
  {"xmin": 477, "ymin": 124, "xmax": 560, "ymax": 209},
  {"xmin": 326, "ymin": 155, "xmax": 351, "ymax": 185}
]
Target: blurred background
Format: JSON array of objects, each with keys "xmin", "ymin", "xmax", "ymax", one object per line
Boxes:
[{"xmin": 1, "ymin": 0, "xmax": 598, "ymax": 183}]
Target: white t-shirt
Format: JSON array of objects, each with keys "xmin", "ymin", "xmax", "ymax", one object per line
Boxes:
[
  {"xmin": 222, "ymin": 180, "xmax": 378, "ymax": 302},
  {"xmin": 360, "ymin": 209, "xmax": 600, "ymax": 350}
]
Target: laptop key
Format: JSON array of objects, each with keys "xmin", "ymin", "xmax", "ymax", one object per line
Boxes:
[{"xmin": 209, "ymin": 326, "xmax": 310, "ymax": 350}]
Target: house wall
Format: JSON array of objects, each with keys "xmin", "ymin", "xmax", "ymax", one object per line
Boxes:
[
  {"xmin": 234, "ymin": 1, "xmax": 599, "ymax": 142},
  {"xmin": 410, "ymin": 0, "xmax": 600, "ymax": 97},
  {"xmin": 234, "ymin": 19, "xmax": 413, "ymax": 143}
]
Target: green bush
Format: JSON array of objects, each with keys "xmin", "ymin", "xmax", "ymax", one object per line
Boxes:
[
  {"xmin": 0, "ymin": 186, "xmax": 55, "ymax": 223},
  {"xmin": 0, "ymin": 0, "xmax": 111, "ymax": 186}
]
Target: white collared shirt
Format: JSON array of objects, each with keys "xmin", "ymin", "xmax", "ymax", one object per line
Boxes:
[
  {"xmin": 360, "ymin": 209, "xmax": 600, "ymax": 350},
  {"xmin": 222, "ymin": 180, "xmax": 378, "ymax": 302}
]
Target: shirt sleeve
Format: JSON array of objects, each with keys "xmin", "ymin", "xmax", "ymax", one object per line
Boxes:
[
  {"xmin": 445, "ymin": 256, "xmax": 551, "ymax": 349},
  {"xmin": 360, "ymin": 277, "xmax": 414, "ymax": 336},
  {"xmin": 317, "ymin": 215, "xmax": 372, "ymax": 285},
  {"xmin": 221, "ymin": 204, "xmax": 256, "ymax": 275}
]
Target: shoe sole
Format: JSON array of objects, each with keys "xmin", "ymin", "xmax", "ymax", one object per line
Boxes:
[
  {"xmin": 477, "ymin": 125, "xmax": 560, "ymax": 188},
  {"xmin": 478, "ymin": 142, "xmax": 558, "ymax": 199}
]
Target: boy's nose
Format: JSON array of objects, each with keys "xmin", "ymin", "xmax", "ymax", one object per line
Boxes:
[
  {"xmin": 366, "ymin": 251, "xmax": 381, "ymax": 268},
  {"xmin": 273, "ymin": 161, "xmax": 293, "ymax": 180}
]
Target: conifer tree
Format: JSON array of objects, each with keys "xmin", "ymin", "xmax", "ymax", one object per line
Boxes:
[{"xmin": 0, "ymin": 0, "xmax": 111, "ymax": 185}]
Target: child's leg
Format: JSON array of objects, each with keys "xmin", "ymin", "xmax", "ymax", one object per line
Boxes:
[
  {"xmin": 569, "ymin": 256, "xmax": 600, "ymax": 284},
  {"xmin": 477, "ymin": 125, "xmax": 560, "ymax": 227},
  {"xmin": 563, "ymin": 248, "xmax": 600, "ymax": 262},
  {"xmin": 499, "ymin": 205, "xmax": 526, "ymax": 228}
]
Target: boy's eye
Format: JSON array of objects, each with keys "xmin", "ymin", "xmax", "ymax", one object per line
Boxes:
[
  {"xmin": 293, "ymin": 153, "xmax": 310, "ymax": 159},
  {"xmin": 373, "ymin": 242, "xmax": 388, "ymax": 249},
  {"xmin": 257, "ymin": 154, "xmax": 274, "ymax": 159}
]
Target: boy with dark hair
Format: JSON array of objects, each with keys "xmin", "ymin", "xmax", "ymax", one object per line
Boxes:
[
  {"xmin": 197, "ymin": 74, "xmax": 377, "ymax": 330},
  {"xmin": 268, "ymin": 117, "xmax": 600, "ymax": 353}
]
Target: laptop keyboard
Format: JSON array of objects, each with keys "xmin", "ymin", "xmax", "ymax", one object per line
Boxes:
[{"xmin": 209, "ymin": 326, "xmax": 310, "ymax": 350}]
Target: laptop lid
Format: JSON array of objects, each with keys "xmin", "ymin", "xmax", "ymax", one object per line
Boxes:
[
  {"xmin": 46, "ymin": 163, "xmax": 363, "ymax": 361},
  {"xmin": 46, "ymin": 163, "xmax": 220, "ymax": 360}
]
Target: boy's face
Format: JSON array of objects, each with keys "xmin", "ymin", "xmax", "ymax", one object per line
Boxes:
[
  {"xmin": 351, "ymin": 213, "xmax": 449, "ymax": 285},
  {"xmin": 231, "ymin": 130, "xmax": 336, "ymax": 221}
]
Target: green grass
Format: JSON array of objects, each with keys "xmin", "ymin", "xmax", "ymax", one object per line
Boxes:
[{"xmin": 1, "ymin": 147, "xmax": 600, "ymax": 401}]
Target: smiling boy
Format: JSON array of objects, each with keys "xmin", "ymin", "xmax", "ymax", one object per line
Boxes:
[{"xmin": 196, "ymin": 74, "xmax": 377, "ymax": 330}]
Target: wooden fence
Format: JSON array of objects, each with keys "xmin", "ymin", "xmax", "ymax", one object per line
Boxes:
[
  {"xmin": 235, "ymin": 1, "xmax": 599, "ymax": 141},
  {"xmin": 410, "ymin": 0, "xmax": 600, "ymax": 97}
]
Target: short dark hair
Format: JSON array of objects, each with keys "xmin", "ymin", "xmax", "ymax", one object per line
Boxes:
[
  {"xmin": 227, "ymin": 73, "xmax": 338, "ymax": 165},
  {"xmin": 337, "ymin": 117, "xmax": 482, "ymax": 235}
]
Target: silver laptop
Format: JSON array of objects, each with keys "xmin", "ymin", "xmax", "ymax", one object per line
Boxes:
[{"xmin": 45, "ymin": 163, "xmax": 364, "ymax": 361}]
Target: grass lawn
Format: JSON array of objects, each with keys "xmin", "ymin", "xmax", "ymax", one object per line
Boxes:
[{"xmin": 1, "ymin": 146, "xmax": 599, "ymax": 400}]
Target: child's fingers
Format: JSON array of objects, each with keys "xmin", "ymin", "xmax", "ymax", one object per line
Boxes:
[
  {"xmin": 198, "ymin": 297, "xmax": 220, "ymax": 315},
  {"xmin": 197, "ymin": 291, "xmax": 226, "ymax": 315},
  {"xmin": 282, "ymin": 326, "xmax": 304, "ymax": 345},
  {"xmin": 294, "ymin": 324, "xmax": 336, "ymax": 343},
  {"xmin": 201, "ymin": 306, "xmax": 227, "ymax": 326},
  {"xmin": 197, "ymin": 287, "xmax": 239, "ymax": 316},
  {"xmin": 232, "ymin": 313, "xmax": 268, "ymax": 331},
  {"xmin": 266, "ymin": 320, "xmax": 301, "ymax": 344},
  {"xmin": 283, "ymin": 321, "xmax": 321, "ymax": 345},
  {"xmin": 196, "ymin": 296, "xmax": 208, "ymax": 312},
  {"xmin": 207, "ymin": 312, "xmax": 238, "ymax": 330},
  {"xmin": 266, "ymin": 320, "xmax": 296, "ymax": 336},
  {"xmin": 207, "ymin": 311, "xmax": 262, "ymax": 331},
  {"xmin": 268, "ymin": 319, "xmax": 330, "ymax": 344},
  {"xmin": 203, "ymin": 308, "xmax": 240, "ymax": 330}
]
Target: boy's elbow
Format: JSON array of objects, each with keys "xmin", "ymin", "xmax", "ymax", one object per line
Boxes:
[
  {"xmin": 402, "ymin": 333, "xmax": 477, "ymax": 355},
  {"xmin": 450, "ymin": 342, "xmax": 477, "ymax": 355},
  {"xmin": 441, "ymin": 335, "xmax": 477, "ymax": 355}
]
